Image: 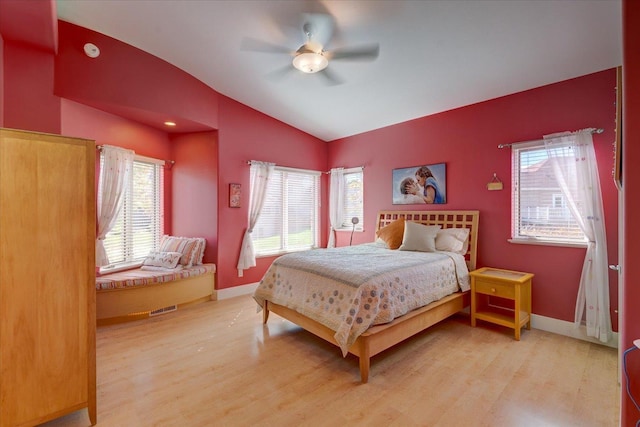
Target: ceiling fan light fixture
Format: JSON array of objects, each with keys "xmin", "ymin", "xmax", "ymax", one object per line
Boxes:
[{"xmin": 292, "ymin": 52, "xmax": 328, "ymax": 73}]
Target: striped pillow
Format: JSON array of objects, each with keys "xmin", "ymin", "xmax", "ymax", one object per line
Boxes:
[
  {"xmin": 159, "ymin": 236, "xmax": 199, "ymax": 267},
  {"xmin": 192, "ymin": 238, "xmax": 206, "ymax": 265}
]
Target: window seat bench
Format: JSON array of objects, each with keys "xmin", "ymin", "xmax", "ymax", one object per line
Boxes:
[{"xmin": 96, "ymin": 263, "xmax": 216, "ymax": 325}]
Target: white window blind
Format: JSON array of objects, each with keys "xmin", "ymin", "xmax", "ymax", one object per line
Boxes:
[
  {"xmin": 512, "ymin": 141, "xmax": 586, "ymax": 244},
  {"xmin": 340, "ymin": 167, "xmax": 364, "ymax": 230},
  {"xmin": 100, "ymin": 154, "xmax": 164, "ymax": 270},
  {"xmin": 252, "ymin": 166, "xmax": 320, "ymax": 256}
]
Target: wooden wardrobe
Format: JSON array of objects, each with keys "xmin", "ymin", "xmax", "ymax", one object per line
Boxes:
[{"xmin": 0, "ymin": 128, "xmax": 96, "ymax": 426}]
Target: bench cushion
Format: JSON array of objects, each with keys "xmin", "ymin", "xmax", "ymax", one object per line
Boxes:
[{"xmin": 96, "ymin": 263, "xmax": 216, "ymax": 291}]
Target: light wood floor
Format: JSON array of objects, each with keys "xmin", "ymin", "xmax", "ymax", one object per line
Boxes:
[{"xmin": 42, "ymin": 296, "xmax": 619, "ymax": 427}]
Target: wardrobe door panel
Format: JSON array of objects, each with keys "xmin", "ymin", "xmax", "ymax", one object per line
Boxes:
[{"xmin": 0, "ymin": 128, "xmax": 95, "ymax": 427}]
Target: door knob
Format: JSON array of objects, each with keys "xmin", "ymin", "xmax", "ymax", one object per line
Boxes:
[{"xmin": 609, "ymin": 264, "xmax": 620, "ymax": 271}]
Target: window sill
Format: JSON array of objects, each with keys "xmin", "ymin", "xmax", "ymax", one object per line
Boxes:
[
  {"xmin": 98, "ymin": 261, "xmax": 143, "ymax": 275},
  {"xmin": 508, "ymin": 238, "xmax": 588, "ymax": 249}
]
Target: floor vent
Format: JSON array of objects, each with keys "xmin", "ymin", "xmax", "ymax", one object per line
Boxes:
[{"xmin": 149, "ymin": 305, "xmax": 177, "ymax": 317}]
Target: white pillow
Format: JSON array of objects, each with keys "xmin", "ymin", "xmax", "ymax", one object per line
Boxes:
[
  {"xmin": 435, "ymin": 228, "xmax": 470, "ymax": 256},
  {"xmin": 398, "ymin": 221, "xmax": 441, "ymax": 252},
  {"xmin": 142, "ymin": 251, "xmax": 183, "ymax": 269}
]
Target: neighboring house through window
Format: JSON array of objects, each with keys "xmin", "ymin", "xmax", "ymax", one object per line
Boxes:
[
  {"xmin": 100, "ymin": 154, "xmax": 164, "ymax": 271},
  {"xmin": 511, "ymin": 141, "xmax": 586, "ymax": 245},
  {"xmin": 252, "ymin": 166, "xmax": 320, "ymax": 256}
]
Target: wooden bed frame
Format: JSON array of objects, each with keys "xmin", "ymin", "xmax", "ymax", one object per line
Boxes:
[
  {"xmin": 97, "ymin": 267, "xmax": 216, "ymax": 326},
  {"xmin": 262, "ymin": 210, "xmax": 479, "ymax": 383}
]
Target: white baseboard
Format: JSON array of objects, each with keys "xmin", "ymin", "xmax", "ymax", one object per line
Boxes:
[
  {"xmin": 215, "ymin": 284, "xmax": 618, "ymax": 349},
  {"xmin": 531, "ymin": 314, "xmax": 618, "ymax": 348},
  {"xmin": 217, "ymin": 282, "xmax": 259, "ymax": 300}
]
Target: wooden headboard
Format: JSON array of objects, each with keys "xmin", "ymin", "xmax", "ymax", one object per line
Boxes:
[{"xmin": 376, "ymin": 210, "xmax": 479, "ymax": 271}]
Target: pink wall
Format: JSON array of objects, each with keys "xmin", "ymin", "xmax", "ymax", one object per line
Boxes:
[
  {"xmin": 0, "ymin": 0, "xmax": 57, "ymax": 52},
  {"xmin": 61, "ymin": 99, "xmax": 174, "ymax": 233},
  {"xmin": 328, "ymin": 69, "xmax": 619, "ymax": 328},
  {"xmin": 0, "ymin": 35, "xmax": 4, "ymax": 128},
  {"xmin": 61, "ymin": 99, "xmax": 172, "ymax": 158},
  {"xmin": 3, "ymin": 40, "xmax": 60, "ymax": 133},
  {"xmin": 622, "ymin": 1, "xmax": 640, "ymax": 424},
  {"xmin": 0, "ymin": 0, "xmax": 57, "ymax": 131},
  {"xmin": 170, "ymin": 131, "xmax": 219, "ymax": 265},
  {"xmin": 216, "ymin": 95, "xmax": 327, "ymax": 289},
  {"xmin": 54, "ymin": 21, "xmax": 218, "ymax": 134}
]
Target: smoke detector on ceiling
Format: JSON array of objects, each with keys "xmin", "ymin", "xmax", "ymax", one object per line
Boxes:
[{"xmin": 84, "ymin": 43, "xmax": 100, "ymax": 58}]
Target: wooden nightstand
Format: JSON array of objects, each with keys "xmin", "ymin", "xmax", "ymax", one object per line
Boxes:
[{"xmin": 470, "ymin": 267, "xmax": 533, "ymax": 340}]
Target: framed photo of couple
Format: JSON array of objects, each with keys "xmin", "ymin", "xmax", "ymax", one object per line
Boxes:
[{"xmin": 392, "ymin": 163, "xmax": 446, "ymax": 205}]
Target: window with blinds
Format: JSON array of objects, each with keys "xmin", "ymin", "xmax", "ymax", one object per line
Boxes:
[
  {"xmin": 512, "ymin": 141, "xmax": 586, "ymax": 244},
  {"xmin": 100, "ymin": 154, "xmax": 164, "ymax": 270},
  {"xmin": 252, "ymin": 166, "xmax": 320, "ymax": 256},
  {"xmin": 339, "ymin": 167, "xmax": 364, "ymax": 230}
]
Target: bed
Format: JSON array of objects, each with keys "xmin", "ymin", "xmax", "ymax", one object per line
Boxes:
[{"xmin": 253, "ymin": 210, "xmax": 479, "ymax": 383}]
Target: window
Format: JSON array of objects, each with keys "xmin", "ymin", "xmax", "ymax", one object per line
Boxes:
[
  {"xmin": 511, "ymin": 141, "xmax": 586, "ymax": 245},
  {"xmin": 552, "ymin": 193, "xmax": 565, "ymax": 209},
  {"xmin": 100, "ymin": 154, "xmax": 164, "ymax": 270},
  {"xmin": 338, "ymin": 167, "xmax": 364, "ymax": 230},
  {"xmin": 252, "ymin": 166, "xmax": 320, "ymax": 256}
]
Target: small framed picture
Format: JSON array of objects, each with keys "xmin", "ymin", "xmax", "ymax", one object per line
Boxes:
[{"xmin": 229, "ymin": 183, "xmax": 241, "ymax": 208}]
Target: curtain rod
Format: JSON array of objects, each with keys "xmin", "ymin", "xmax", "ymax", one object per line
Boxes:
[
  {"xmin": 246, "ymin": 160, "xmax": 276, "ymax": 167},
  {"xmin": 498, "ymin": 128, "xmax": 604, "ymax": 149},
  {"xmin": 246, "ymin": 161, "xmax": 364, "ymax": 175},
  {"xmin": 97, "ymin": 145, "xmax": 174, "ymax": 166},
  {"xmin": 323, "ymin": 166, "xmax": 365, "ymax": 174}
]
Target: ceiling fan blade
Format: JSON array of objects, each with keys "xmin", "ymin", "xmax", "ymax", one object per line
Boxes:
[
  {"xmin": 265, "ymin": 64, "xmax": 296, "ymax": 82},
  {"xmin": 240, "ymin": 37, "xmax": 293, "ymax": 55},
  {"xmin": 317, "ymin": 67, "xmax": 343, "ymax": 86},
  {"xmin": 326, "ymin": 43, "xmax": 380, "ymax": 61}
]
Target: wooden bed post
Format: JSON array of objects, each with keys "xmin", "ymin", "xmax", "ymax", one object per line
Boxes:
[
  {"xmin": 358, "ymin": 339, "xmax": 371, "ymax": 384},
  {"xmin": 263, "ymin": 301, "xmax": 270, "ymax": 324}
]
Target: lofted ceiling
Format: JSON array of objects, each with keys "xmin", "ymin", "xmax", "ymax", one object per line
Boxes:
[{"xmin": 55, "ymin": 0, "xmax": 622, "ymax": 142}]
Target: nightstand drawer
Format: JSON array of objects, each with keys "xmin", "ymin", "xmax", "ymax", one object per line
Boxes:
[{"xmin": 474, "ymin": 279, "xmax": 515, "ymax": 299}]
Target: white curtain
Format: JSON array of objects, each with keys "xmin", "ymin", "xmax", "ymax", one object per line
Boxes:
[
  {"xmin": 96, "ymin": 145, "xmax": 135, "ymax": 267},
  {"xmin": 544, "ymin": 129, "xmax": 612, "ymax": 343},
  {"xmin": 328, "ymin": 168, "xmax": 345, "ymax": 248},
  {"xmin": 237, "ymin": 161, "xmax": 275, "ymax": 277}
]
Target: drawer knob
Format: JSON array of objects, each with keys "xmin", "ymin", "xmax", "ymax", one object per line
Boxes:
[{"xmin": 491, "ymin": 287, "xmax": 496, "ymax": 293}]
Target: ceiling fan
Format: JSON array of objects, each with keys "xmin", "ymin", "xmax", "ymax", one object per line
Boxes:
[{"xmin": 241, "ymin": 13, "xmax": 380, "ymax": 85}]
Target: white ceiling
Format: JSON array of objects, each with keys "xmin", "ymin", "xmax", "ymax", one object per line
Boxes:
[{"xmin": 56, "ymin": 0, "xmax": 622, "ymax": 142}]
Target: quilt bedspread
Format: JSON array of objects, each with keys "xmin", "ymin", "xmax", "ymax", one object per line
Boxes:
[{"xmin": 253, "ymin": 243, "xmax": 469, "ymax": 356}]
